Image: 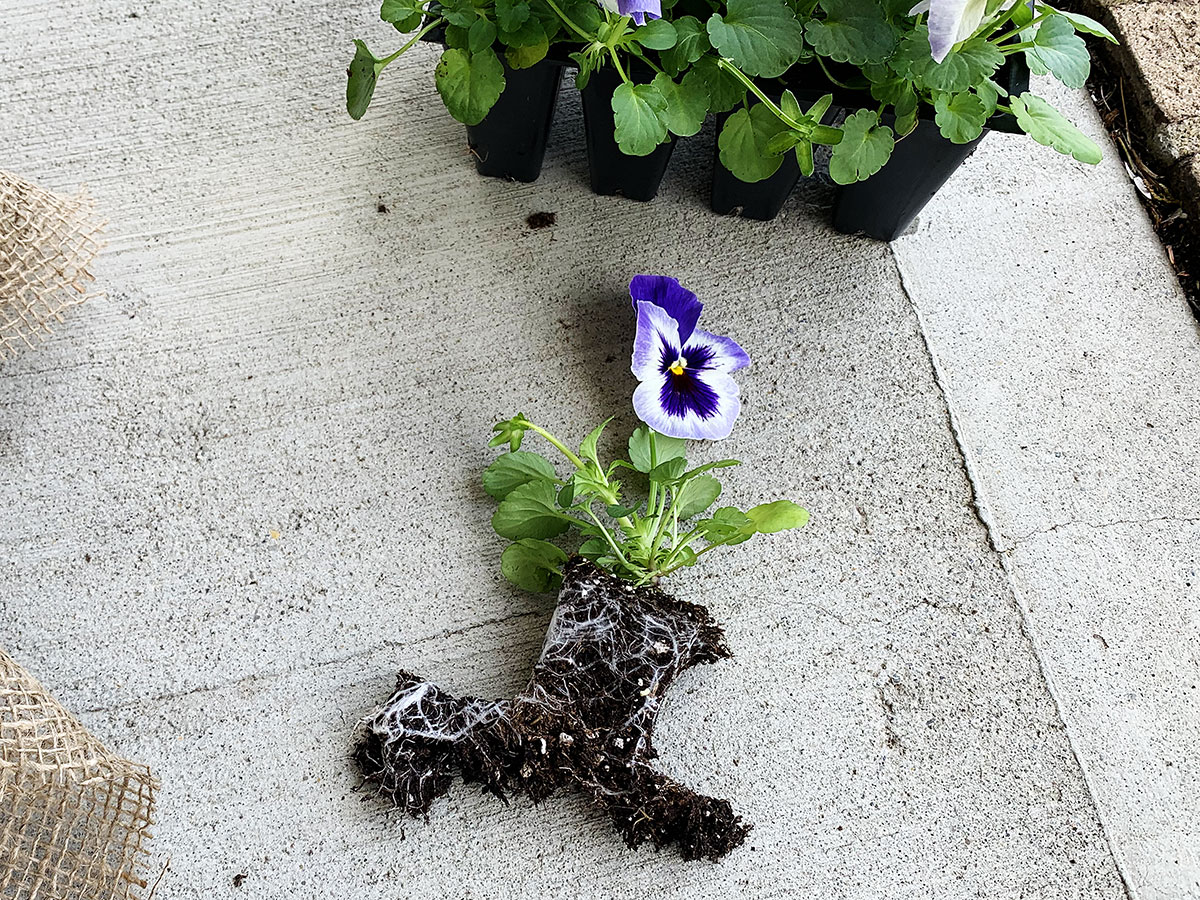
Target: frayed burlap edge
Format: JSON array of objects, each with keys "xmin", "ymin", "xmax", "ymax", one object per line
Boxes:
[
  {"xmin": 0, "ymin": 649, "xmax": 157, "ymax": 900},
  {"xmin": 0, "ymin": 171, "xmax": 107, "ymax": 362}
]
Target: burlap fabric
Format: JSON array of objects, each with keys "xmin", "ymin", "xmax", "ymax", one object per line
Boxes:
[
  {"xmin": 0, "ymin": 171, "xmax": 105, "ymax": 361},
  {"xmin": 0, "ymin": 649, "xmax": 156, "ymax": 900}
]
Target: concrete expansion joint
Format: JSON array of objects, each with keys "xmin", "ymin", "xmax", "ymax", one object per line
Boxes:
[{"xmin": 1000, "ymin": 514, "xmax": 1200, "ymax": 552}]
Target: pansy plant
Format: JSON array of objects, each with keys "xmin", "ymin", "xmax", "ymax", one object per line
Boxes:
[
  {"xmin": 483, "ymin": 275, "xmax": 807, "ymax": 593},
  {"xmin": 347, "ymin": 0, "xmax": 1119, "ymax": 184}
]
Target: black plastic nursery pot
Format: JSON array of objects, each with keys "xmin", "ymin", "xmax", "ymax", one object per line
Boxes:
[
  {"xmin": 710, "ymin": 109, "xmax": 805, "ymax": 222},
  {"xmin": 580, "ymin": 66, "xmax": 676, "ymax": 202},
  {"xmin": 830, "ymin": 59, "xmax": 1031, "ymax": 241},
  {"xmin": 466, "ymin": 58, "xmax": 565, "ymax": 183}
]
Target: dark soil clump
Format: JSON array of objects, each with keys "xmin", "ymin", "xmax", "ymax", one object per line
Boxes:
[
  {"xmin": 355, "ymin": 558, "xmax": 750, "ymax": 861},
  {"xmin": 525, "ymin": 211, "xmax": 556, "ymax": 229}
]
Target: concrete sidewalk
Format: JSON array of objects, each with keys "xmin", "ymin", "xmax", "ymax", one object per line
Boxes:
[{"xmin": 1, "ymin": 2, "xmax": 1196, "ymax": 898}]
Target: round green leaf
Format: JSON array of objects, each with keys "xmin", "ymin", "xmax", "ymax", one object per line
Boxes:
[
  {"xmin": 483, "ymin": 451, "xmax": 557, "ymax": 500},
  {"xmin": 1011, "ymin": 92, "xmax": 1102, "ymax": 164},
  {"xmin": 933, "ymin": 91, "xmax": 987, "ymax": 144},
  {"xmin": 492, "ymin": 480, "xmax": 571, "ymax": 540},
  {"xmin": 634, "ymin": 18, "xmax": 678, "ymax": 50},
  {"xmin": 675, "ymin": 475, "xmax": 722, "ymax": 519},
  {"xmin": 628, "ymin": 426, "xmax": 686, "ymax": 473},
  {"xmin": 706, "ymin": 0, "xmax": 805, "ymax": 78},
  {"xmin": 804, "ymin": 0, "xmax": 898, "ymax": 66},
  {"xmin": 1028, "ymin": 15, "xmax": 1090, "ymax": 89},
  {"xmin": 435, "ymin": 48, "xmax": 506, "ymax": 125},
  {"xmin": 828, "ymin": 109, "xmax": 894, "ymax": 184},
  {"xmin": 1035, "ymin": 4, "xmax": 1117, "ymax": 42},
  {"xmin": 611, "ymin": 82, "xmax": 669, "ymax": 156},
  {"xmin": 718, "ymin": 104, "xmax": 789, "ymax": 183},
  {"xmin": 690, "ymin": 56, "xmax": 746, "ymax": 113},
  {"xmin": 746, "ymin": 499, "xmax": 810, "ymax": 533},
  {"xmin": 651, "ymin": 72, "xmax": 709, "ymax": 137},
  {"xmin": 501, "ymin": 539, "xmax": 567, "ymax": 593},
  {"xmin": 661, "ymin": 16, "xmax": 710, "ymax": 74}
]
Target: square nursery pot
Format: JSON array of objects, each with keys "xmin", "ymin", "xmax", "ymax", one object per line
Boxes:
[
  {"xmin": 710, "ymin": 109, "xmax": 804, "ymax": 222},
  {"xmin": 580, "ymin": 66, "xmax": 676, "ymax": 202},
  {"xmin": 830, "ymin": 57, "xmax": 1031, "ymax": 240},
  {"xmin": 467, "ymin": 57, "xmax": 565, "ymax": 183}
]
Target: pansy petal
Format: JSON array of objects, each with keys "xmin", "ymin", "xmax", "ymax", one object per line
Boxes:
[
  {"xmin": 618, "ymin": 0, "xmax": 661, "ymax": 24},
  {"xmin": 633, "ymin": 369, "xmax": 742, "ymax": 441},
  {"xmin": 631, "ymin": 301, "xmax": 681, "ymax": 382},
  {"xmin": 629, "ymin": 274, "xmax": 702, "ymax": 344},
  {"xmin": 927, "ymin": 0, "xmax": 987, "ymax": 62},
  {"xmin": 685, "ymin": 328, "xmax": 750, "ymax": 374}
]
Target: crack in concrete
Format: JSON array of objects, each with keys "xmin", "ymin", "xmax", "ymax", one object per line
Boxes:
[
  {"xmin": 1003, "ymin": 514, "xmax": 1200, "ymax": 551},
  {"xmin": 79, "ymin": 608, "xmax": 546, "ymax": 715}
]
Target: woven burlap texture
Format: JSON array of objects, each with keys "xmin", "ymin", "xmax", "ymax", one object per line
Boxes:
[
  {"xmin": 0, "ymin": 649, "xmax": 156, "ymax": 900},
  {"xmin": 0, "ymin": 171, "xmax": 105, "ymax": 361}
]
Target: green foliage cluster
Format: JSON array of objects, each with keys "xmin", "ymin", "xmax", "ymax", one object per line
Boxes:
[
  {"xmin": 347, "ymin": 0, "xmax": 1117, "ymax": 183},
  {"xmin": 482, "ymin": 415, "xmax": 808, "ymax": 591}
]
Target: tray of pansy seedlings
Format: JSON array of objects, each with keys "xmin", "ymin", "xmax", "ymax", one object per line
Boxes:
[
  {"xmin": 355, "ymin": 275, "xmax": 809, "ymax": 860},
  {"xmin": 346, "ymin": 0, "xmax": 1118, "ymax": 237}
]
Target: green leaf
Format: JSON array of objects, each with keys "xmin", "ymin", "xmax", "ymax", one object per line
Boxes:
[
  {"xmin": 706, "ymin": 0, "xmax": 805, "ymax": 78},
  {"xmin": 780, "ymin": 89, "xmax": 802, "ymax": 121},
  {"xmin": 435, "ymin": 48, "xmax": 506, "ymax": 125},
  {"xmin": 380, "ymin": 0, "xmax": 423, "ymax": 32},
  {"xmin": 635, "ymin": 18, "xmax": 678, "ymax": 49},
  {"xmin": 1028, "ymin": 15, "xmax": 1090, "ymax": 89},
  {"xmin": 578, "ymin": 536, "xmax": 609, "ymax": 559},
  {"xmin": 482, "ymin": 451, "xmax": 557, "ymax": 500},
  {"xmin": 796, "ymin": 139, "xmax": 815, "ymax": 176},
  {"xmin": 804, "ymin": 0, "xmax": 898, "ymax": 66},
  {"xmin": 975, "ymin": 78, "xmax": 1001, "ymax": 118},
  {"xmin": 1010, "ymin": 92, "xmax": 1102, "ymax": 164},
  {"xmin": 557, "ymin": 481, "xmax": 575, "ymax": 508},
  {"xmin": 933, "ymin": 91, "xmax": 987, "ymax": 143},
  {"xmin": 492, "ymin": 480, "xmax": 571, "ymax": 540},
  {"xmin": 1035, "ymin": 4, "xmax": 1117, "ymax": 42},
  {"xmin": 745, "ymin": 499, "xmax": 810, "ymax": 533},
  {"xmin": 469, "ymin": 17, "xmax": 498, "ymax": 52},
  {"xmin": 828, "ymin": 109, "xmax": 894, "ymax": 184},
  {"xmin": 699, "ymin": 506, "xmax": 754, "ymax": 543},
  {"xmin": 496, "ymin": 0, "xmax": 531, "ymax": 31},
  {"xmin": 579, "ymin": 417, "xmax": 612, "ymax": 463},
  {"xmin": 502, "ymin": 18, "xmax": 549, "ymax": 68},
  {"xmin": 501, "ymin": 539, "xmax": 567, "ymax": 592},
  {"xmin": 661, "ymin": 16, "xmax": 709, "ymax": 74},
  {"xmin": 346, "ymin": 40, "xmax": 381, "ymax": 120},
  {"xmin": 894, "ymin": 29, "xmax": 1002, "ymax": 93},
  {"xmin": 628, "ymin": 427, "xmax": 687, "ymax": 473},
  {"xmin": 894, "ymin": 82, "xmax": 918, "ymax": 136},
  {"xmin": 690, "ymin": 55, "xmax": 746, "ymax": 113},
  {"xmin": 652, "ymin": 72, "xmax": 710, "ymax": 137},
  {"xmin": 675, "ymin": 475, "xmax": 722, "ymax": 519},
  {"xmin": 612, "ymin": 82, "xmax": 669, "ymax": 156},
  {"xmin": 718, "ymin": 104, "xmax": 790, "ymax": 183},
  {"xmin": 607, "ymin": 503, "xmax": 637, "ymax": 518},
  {"xmin": 648, "ymin": 457, "xmax": 688, "ymax": 483}
]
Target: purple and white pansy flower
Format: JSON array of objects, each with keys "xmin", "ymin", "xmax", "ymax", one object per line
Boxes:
[
  {"xmin": 629, "ymin": 275, "xmax": 750, "ymax": 442},
  {"xmin": 598, "ymin": 0, "xmax": 661, "ymax": 26}
]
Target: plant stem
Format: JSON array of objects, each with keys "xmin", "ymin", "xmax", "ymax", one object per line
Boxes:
[
  {"xmin": 1000, "ymin": 41, "xmax": 1036, "ymax": 53},
  {"xmin": 609, "ymin": 47, "xmax": 630, "ymax": 83},
  {"xmin": 815, "ymin": 55, "xmax": 856, "ymax": 91},
  {"xmin": 378, "ymin": 18, "xmax": 445, "ymax": 69},
  {"xmin": 543, "ymin": 0, "xmax": 595, "ymax": 42},
  {"xmin": 716, "ymin": 59, "xmax": 806, "ymax": 132},
  {"xmin": 583, "ymin": 507, "xmax": 635, "ymax": 572},
  {"xmin": 993, "ymin": 11, "xmax": 1051, "ymax": 44}
]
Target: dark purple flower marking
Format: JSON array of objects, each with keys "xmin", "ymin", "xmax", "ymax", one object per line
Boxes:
[{"xmin": 629, "ymin": 276, "xmax": 749, "ymax": 441}]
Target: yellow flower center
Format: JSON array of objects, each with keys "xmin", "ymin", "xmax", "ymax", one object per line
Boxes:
[{"xmin": 668, "ymin": 356, "xmax": 687, "ymax": 376}]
